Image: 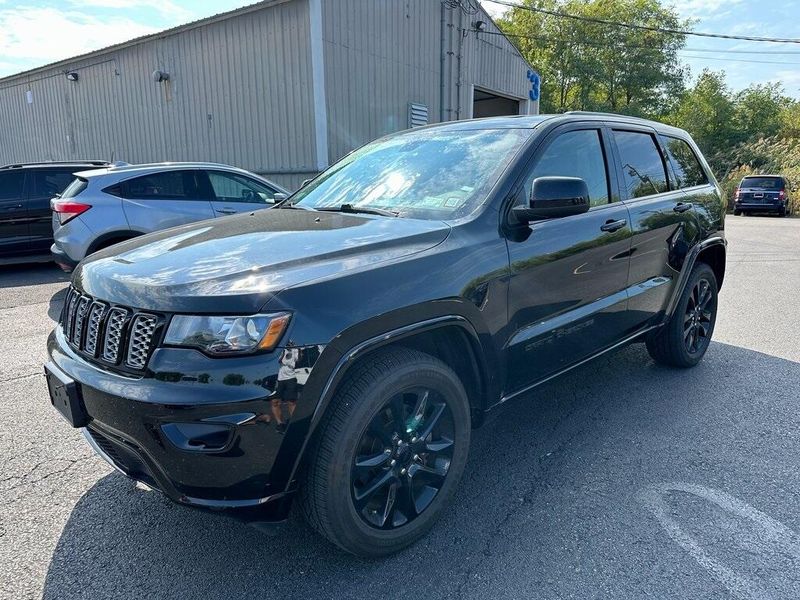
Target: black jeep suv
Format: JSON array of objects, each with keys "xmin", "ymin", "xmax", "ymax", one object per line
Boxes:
[
  {"xmin": 45, "ymin": 114, "xmax": 726, "ymax": 556},
  {"xmin": 0, "ymin": 160, "xmax": 110, "ymax": 264}
]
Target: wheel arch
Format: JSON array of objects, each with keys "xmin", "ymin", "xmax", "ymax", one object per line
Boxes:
[
  {"xmin": 86, "ymin": 230, "xmax": 144, "ymax": 255},
  {"xmin": 664, "ymin": 236, "xmax": 726, "ymax": 320},
  {"xmin": 283, "ymin": 314, "xmax": 495, "ymax": 493}
]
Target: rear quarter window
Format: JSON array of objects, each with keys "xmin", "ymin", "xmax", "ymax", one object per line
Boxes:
[{"xmin": 659, "ymin": 136, "xmax": 708, "ymax": 189}]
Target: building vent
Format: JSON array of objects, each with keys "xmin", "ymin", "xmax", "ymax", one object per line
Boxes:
[{"xmin": 408, "ymin": 103, "xmax": 429, "ymax": 128}]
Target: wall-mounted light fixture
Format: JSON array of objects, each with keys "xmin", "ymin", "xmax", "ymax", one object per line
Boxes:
[
  {"xmin": 65, "ymin": 71, "xmax": 79, "ymax": 82},
  {"xmin": 474, "ymin": 20, "xmax": 487, "ymax": 32},
  {"xmin": 152, "ymin": 70, "xmax": 170, "ymax": 83}
]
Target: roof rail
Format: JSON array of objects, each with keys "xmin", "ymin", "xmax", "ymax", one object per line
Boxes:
[{"xmin": 0, "ymin": 159, "xmax": 111, "ymax": 170}]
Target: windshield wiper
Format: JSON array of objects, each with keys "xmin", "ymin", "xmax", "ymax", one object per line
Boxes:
[{"xmin": 316, "ymin": 204, "xmax": 399, "ymax": 217}]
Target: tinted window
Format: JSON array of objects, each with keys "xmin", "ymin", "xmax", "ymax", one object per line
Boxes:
[
  {"xmin": 0, "ymin": 171, "xmax": 25, "ymax": 200},
  {"xmin": 61, "ymin": 177, "xmax": 88, "ymax": 199},
  {"xmin": 122, "ymin": 171, "xmax": 202, "ymax": 200},
  {"xmin": 660, "ymin": 136, "xmax": 707, "ymax": 189},
  {"xmin": 613, "ymin": 130, "xmax": 669, "ymax": 198},
  {"xmin": 740, "ymin": 177, "xmax": 783, "ymax": 190},
  {"xmin": 526, "ymin": 129, "xmax": 609, "ymax": 207},
  {"xmin": 207, "ymin": 171, "xmax": 276, "ymax": 204},
  {"xmin": 31, "ymin": 169, "xmax": 76, "ymax": 198},
  {"xmin": 293, "ymin": 128, "xmax": 530, "ymax": 220}
]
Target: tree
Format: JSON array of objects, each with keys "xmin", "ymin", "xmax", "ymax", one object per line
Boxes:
[
  {"xmin": 497, "ymin": 0, "xmax": 689, "ymax": 114},
  {"xmin": 734, "ymin": 83, "xmax": 791, "ymax": 141}
]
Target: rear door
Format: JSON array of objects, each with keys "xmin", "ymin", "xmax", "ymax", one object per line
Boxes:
[
  {"xmin": 27, "ymin": 167, "xmax": 77, "ymax": 253},
  {"xmin": 204, "ymin": 170, "xmax": 279, "ymax": 216},
  {"xmin": 120, "ymin": 170, "xmax": 216, "ymax": 232},
  {"xmin": 505, "ymin": 123, "xmax": 633, "ymax": 392},
  {"xmin": 0, "ymin": 170, "xmax": 29, "ymax": 257},
  {"xmin": 610, "ymin": 127, "xmax": 700, "ymax": 329}
]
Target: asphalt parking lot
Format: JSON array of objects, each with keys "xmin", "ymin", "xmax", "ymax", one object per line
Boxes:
[{"xmin": 1, "ymin": 215, "xmax": 799, "ymax": 600}]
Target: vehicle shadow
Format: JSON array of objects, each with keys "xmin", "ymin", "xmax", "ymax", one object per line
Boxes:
[
  {"xmin": 41, "ymin": 341, "xmax": 800, "ymax": 599},
  {"xmin": 0, "ymin": 262, "xmax": 68, "ymax": 289}
]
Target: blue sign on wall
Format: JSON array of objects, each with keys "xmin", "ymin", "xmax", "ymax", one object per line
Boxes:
[{"xmin": 527, "ymin": 70, "xmax": 540, "ymax": 102}]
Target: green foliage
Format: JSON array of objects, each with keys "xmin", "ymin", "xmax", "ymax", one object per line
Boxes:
[{"xmin": 497, "ymin": 0, "xmax": 688, "ymax": 115}]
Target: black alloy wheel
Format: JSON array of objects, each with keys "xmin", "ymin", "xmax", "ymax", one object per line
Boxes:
[
  {"xmin": 351, "ymin": 387, "xmax": 455, "ymax": 529},
  {"xmin": 299, "ymin": 347, "xmax": 470, "ymax": 557},
  {"xmin": 683, "ymin": 277, "xmax": 713, "ymax": 354}
]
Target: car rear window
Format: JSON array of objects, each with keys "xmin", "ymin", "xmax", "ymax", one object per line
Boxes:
[
  {"xmin": 60, "ymin": 177, "xmax": 88, "ymax": 199},
  {"xmin": 740, "ymin": 177, "xmax": 783, "ymax": 189}
]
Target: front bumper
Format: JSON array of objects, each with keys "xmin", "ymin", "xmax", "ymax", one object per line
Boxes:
[{"xmin": 47, "ymin": 327, "xmax": 322, "ymax": 519}]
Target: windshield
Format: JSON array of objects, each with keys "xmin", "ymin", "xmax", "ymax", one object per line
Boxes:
[
  {"xmin": 740, "ymin": 177, "xmax": 783, "ymax": 190},
  {"xmin": 292, "ymin": 128, "xmax": 531, "ymax": 220}
]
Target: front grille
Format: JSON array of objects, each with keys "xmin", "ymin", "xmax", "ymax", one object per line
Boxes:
[
  {"xmin": 60, "ymin": 286, "xmax": 162, "ymax": 373},
  {"xmin": 126, "ymin": 314, "xmax": 158, "ymax": 369}
]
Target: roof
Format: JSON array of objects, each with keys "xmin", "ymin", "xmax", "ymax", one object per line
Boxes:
[
  {"xmin": 0, "ymin": 0, "xmax": 285, "ymax": 85},
  {"xmin": 0, "ymin": 160, "xmax": 110, "ymax": 170}
]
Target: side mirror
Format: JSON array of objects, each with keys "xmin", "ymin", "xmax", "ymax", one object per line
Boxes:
[
  {"xmin": 273, "ymin": 192, "xmax": 288, "ymax": 202},
  {"xmin": 512, "ymin": 176, "xmax": 590, "ymax": 223}
]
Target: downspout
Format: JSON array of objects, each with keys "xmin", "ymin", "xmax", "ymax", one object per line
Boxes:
[
  {"xmin": 455, "ymin": 7, "xmax": 465, "ymax": 120},
  {"xmin": 439, "ymin": 2, "xmax": 446, "ymax": 122}
]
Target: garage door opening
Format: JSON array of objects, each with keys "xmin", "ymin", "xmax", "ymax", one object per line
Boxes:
[{"xmin": 472, "ymin": 89, "xmax": 520, "ymax": 118}]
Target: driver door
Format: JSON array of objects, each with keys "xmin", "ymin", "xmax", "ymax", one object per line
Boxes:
[{"xmin": 504, "ymin": 124, "xmax": 633, "ymax": 394}]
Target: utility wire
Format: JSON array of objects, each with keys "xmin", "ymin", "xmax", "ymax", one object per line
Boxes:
[
  {"xmin": 481, "ymin": 0, "xmax": 800, "ymax": 44},
  {"xmin": 481, "ymin": 30, "xmax": 800, "ymax": 64}
]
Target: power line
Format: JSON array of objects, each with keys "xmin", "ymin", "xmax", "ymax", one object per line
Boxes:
[
  {"xmin": 481, "ymin": 29, "xmax": 800, "ymax": 64},
  {"xmin": 481, "ymin": 0, "xmax": 800, "ymax": 44}
]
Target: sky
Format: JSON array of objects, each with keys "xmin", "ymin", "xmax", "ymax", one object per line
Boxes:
[{"xmin": 0, "ymin": 0, "xmax": 799, "ymax": 97}]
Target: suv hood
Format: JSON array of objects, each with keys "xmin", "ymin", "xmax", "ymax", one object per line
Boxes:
[{"xmin": 74, "ymin": 209, "xmax": 451, "ymax": 313}]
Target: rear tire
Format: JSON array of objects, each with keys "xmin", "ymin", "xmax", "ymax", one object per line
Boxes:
[
  {"xmin": 299, "ymin": 347, "xmax": 471, "ymax": 557},
  {"xmin": 733, "ymin": 210, "xmax": 741, "ymax": 216},
  {"xmin": 646, "ymin": 262, "xmax": 718, "ymax": 368}
]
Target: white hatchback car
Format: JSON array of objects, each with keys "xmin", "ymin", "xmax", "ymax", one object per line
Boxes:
[{"xmin": 51, "ymin": 162, "xmax": 288, "ymax": 270}]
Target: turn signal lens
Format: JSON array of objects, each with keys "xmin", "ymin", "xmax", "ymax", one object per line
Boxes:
[{"xmin": 257, "ymin": 313, "xmax": 292, "ymax": 351}]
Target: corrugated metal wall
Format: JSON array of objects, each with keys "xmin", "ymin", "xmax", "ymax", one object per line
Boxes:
[
  {"xmin": 0, "ymin": 0, "xmax": 317, "ymax": 190},
  {"xmin": 0, "ymin": 0, "xmax": 537, "ymax": 191},
  {"xmin": 321, "ymin": 0, "xmax": 536, "ymax": 164}
]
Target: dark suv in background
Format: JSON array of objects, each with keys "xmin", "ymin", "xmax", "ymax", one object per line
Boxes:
[
  {"xmin": 45, "ymin": 113, "xmax": 726, "ymax": 557},
  {"xmin": 0, "ymin": 160, "xmax": 109, "ymax": 264},
  {"xmin": 733, "ymin": 174, "xmax": 793, "ymax": 216}
]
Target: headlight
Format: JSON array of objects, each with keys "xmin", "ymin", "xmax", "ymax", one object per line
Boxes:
[{"xmin": 164, "ymin": 312, "xmax": 291, "ymax": 355}]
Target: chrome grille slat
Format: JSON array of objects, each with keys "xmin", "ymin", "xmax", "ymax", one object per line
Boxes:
[
  {"xmin": 103, "ymin": 308, "xmax": 129, "ymax": 364},
  {"xmin": 60, "ymin": 286, "xmax": 160, "ymax": 372},
  {"xmin": 84, "ymin": 301, "xmax": 107, "ymax": 356},
  {"xmin": 126, "ymin": 314, "xmax": 158, "ymax": 369},
  {"xmin": 72, "ymin": 296, "xmax": 91, "ymax": 346}
]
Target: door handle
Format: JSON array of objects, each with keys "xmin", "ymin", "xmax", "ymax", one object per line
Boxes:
[
  {"xmin": 673, "ymin": 202, "xmax": 693, "ymax": 213},
  {"xmin": 600, "ymin": 218, "xmax": 627, "ymax": 233},
  {"xmin": 215, "ymin": 208, "xmax": 236, "ymax": 215}
]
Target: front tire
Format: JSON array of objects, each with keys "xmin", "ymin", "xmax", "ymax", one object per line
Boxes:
[
  {"xmin": 299, "ymin": 347, "xmax": 471, "ymax": 557},
  {"xmin": 646, "ymin": 262, "xmax": 718, "ymax": 368}
]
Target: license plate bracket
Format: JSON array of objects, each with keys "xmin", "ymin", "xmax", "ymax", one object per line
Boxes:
[{"xmin": 45, "ymin": 362, "xmax": 87, "ymax": 427}]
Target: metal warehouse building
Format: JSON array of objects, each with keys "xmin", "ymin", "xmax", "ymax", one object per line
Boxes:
[{"xmin": 0, "ymin": 0, "xmax": 538, "ymax": 190}]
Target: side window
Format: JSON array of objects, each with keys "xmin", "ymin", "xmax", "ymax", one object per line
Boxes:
[
  {"xmin": 526, "ymin": 129, "xmax": 610, "ymax": 207},
  {"xmin": 659, "ymin": 135, "xmax": 708, "ymax": 189},
  {"xmin": 121, "ymin": 171, "xmax": 201, "ymax": 200},
  {"xmin": 207, "ymin": 171, "xmax": 276, "ymax": 204},
  {"xmin": 31, "ymin": 169, "xmax": 76, "ymax": 198},
  {"xmin": 613, "ymin": 130, "xmax": 669, "ymax": 199},
  {"xmin": 0, "ymin": 171, "xmax": 25, "ymax": 200}
]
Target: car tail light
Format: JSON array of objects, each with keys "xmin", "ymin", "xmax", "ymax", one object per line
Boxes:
[
  {"xmin": 734, "ymin": 189, "xmax": 741, "ymax": 200},
  {"xmin": 51, "ymin": 199, "xmax": 92, "ymax": 225},
  {"xmin": 778, "ymin": 189, "xmax": 786, "ymax": 200}
]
